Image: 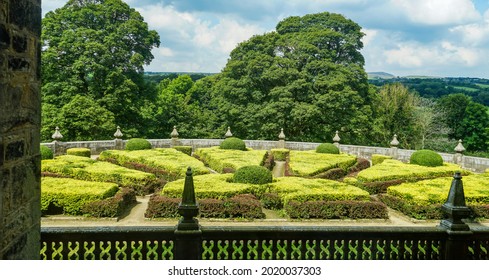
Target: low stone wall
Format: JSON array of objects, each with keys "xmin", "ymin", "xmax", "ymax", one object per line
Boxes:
[{"xmin": 41, "ymin": 138, "xmax": 489, "ymax": 173}]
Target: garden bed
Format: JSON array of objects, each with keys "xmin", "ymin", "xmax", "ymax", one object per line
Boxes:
[
  {"xmin": 194, "ymin": 146, "xmax": 269, "ymax": 173},
  {"xmin": 287, "ymin": 150, "xmax": 357, "ymax": 177}
]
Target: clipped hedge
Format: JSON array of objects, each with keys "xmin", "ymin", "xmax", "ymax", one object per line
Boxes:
[
  {"xmin": 233, "ymin": 165, "xmax": 273, "ymax": 185},
  {"xmin": 220, "ymin": 137, "xmax": 246, "ymax": 151},
  {"xmin": 67, "ymin": 147, "xmax": 91, "ymax": 158},
  {"xmin": 271, "ymin": 148, "xmax": 290, "ymax": 161},
  {"xmin": 410, "ymin": 149, "xmax": 443, "ymax": 167},
  {"xmin": 41, "ymin": 155, "xmax": 158, "ymax": 195},
  {"xmin": 81, "ymin": 187, "xmax": 137, "ymax": 217},
  {"xmin": 316, "ymin": 143, "xmax": 339, "ymax": 154},
  {"xmin": 125, "ymin": 138, "xmax": 152, "ymax": 151},
  {"xmin": 41, "ymin": 145, "xmax": 54, "ymax": 160},
  {"xmin": 145, "ymin": 193, "xmax": 265, "ymax": 219},
  {"xmin": 173, "ymin": 146, "xmax": 192, "ymax": 156},
  {"xmin": 194, "ymin": 146, "xmax": 269, "ymax": 173},
  {"xmin": 41, "ymin": 177, "xmax": 119, "ymax": 215},
  {"xmin": 371, "ymin": 154, "xmax": 392, "ymax": 166},
  {"xmin": 380, "ymin": 174, "xmax": 489, "ymax": 219},
  {"xmin": 99, "ymin": 148, "xmax": 209, "ymax": 180},
  {"xmin": 288, "ymin": 150, "xmax": 357, "ymax": 177},
  {"xmin": 285, "ymin": 200, "xmax": 388, "ymax": 219}
]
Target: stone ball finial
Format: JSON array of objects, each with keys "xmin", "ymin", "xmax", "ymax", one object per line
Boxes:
[
  {"xmin": 454, "ymin": 139, "xmax": 466, "ymax": 153},
  {"xmin": 390, "ymin": 134, "xmax": 399, "ymax": 147},
  {"xmin": 278, "ymin": 128, "xmax": 285, "ymax": 140},
  {"xmin": 52, "ymin": 126, "xmax": 63, "ymax": 141},
  {"xmin": 171, "ymin": 126, "xmax": 179, "ymax": 138},
  {"xmin": 225, "ymin": 126, "xmax": 233, "ymax": 138},
  {"xmin": 113, "ymin": 126, "xmax": 123, "ymax": 139},
  {"xmin": 333, "ymin": 130, "xmax": 341, "ymax": 143}
]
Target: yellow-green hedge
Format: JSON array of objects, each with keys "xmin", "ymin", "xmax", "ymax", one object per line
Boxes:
[
  {"xmin": 99, "ymin": 148, "xmax": 209, "ymax": 178},
  {"xmin": 288, "ymin": 150, "xmax": 357, "ymax": 177},
  {"xmin": 356, "ymin": 159, "xmax": 471, "ymax": 183},
  {"xmin": 66, "ymin": 148, "xmax": 91, "ymax": 157},
  {"xmin": 371, "ymin": 154, "xmax": 392, "ymax": 166},
  {"xmin": 161, "ymin": 173, "xmax": 266, "ymax": 199},
  {"xmin": 194, "ymin": 146, "xmax": 269, "ymax": 173},
  {"xmin": 41, "ymin": 177, "xmax": 119, "ymax": 215}
]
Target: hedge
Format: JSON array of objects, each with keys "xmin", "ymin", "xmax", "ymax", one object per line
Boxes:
[
  {"xmin": 41, "ymin": 155, "xmax": 158, "ymax": 195},
  {"xmin": 194, "ymin": 146, "xmax": 269, "ymax": 173},
  {"xmin": 288, "ymin": 150, "xmax": 357, "ymax": 177},
  {"xmin": 145, "ymin": 193, "xmax": 265, "ymax": 219},
  {"xmin": 125, "ymin": 138, "xmax": 152, "ymax": 151},
  {"xmin": 271, "ymin": 148, "xmax": 290, "ymax": 161},
  {"xmin": 371, "ymin": 154, "xmax": 392, "ymax": 166},
  {"xmin": 173, "ymin": 146, "xmax": 193, "ymax": 156},
  {"xmin": 410, "ymin": 149, "xmax": 443, "ymax": 167},
  {"xmin": 40, "ymin": 145, "xmax": 53, "ymax": 160},
  {"xmin": 81, "ymin": 187, "xmax": 137, "ymax": 218},
  {"xmin": 316, "ymin": 143, "xmax": 340, "ymax": 154},
  {"xmin": 285, "ymin": 200, "xmax": 388, "ymax": 219},
  {"xmin": 233, "ymin": 165, "xmax": 273, "ymax": 185},
  {"xmin": 41, "ymin": 177, "xmax": 119, "ymax": 215},
  {"xmin": 99, "ymin": 148, "xmax": 209, "ymax": 180},
  {"xmin": 220, "ymin": 137, "xmax": 247, "ymax": 151},
  {"xmin": 161, "ymin": 173, "xmax": 267, "ymax": 200},
  {"xmin": 67, "ymin": 148, "xmax": 91, "ymax": 158}
]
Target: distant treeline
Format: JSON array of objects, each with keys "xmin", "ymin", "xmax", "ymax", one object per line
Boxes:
[{"xmin": 145, "ymin": 72, "xmax": 216, "ymax": 84}]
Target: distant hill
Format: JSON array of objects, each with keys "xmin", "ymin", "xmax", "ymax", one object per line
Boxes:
[{"xmin": 367, "ymin": 72, "xmax": 396, "ymax": 80}]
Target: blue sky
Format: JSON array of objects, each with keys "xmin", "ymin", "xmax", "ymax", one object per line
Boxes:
[{"xmin": 43, "ymin": 0, "xmax": 489, "ymax": 78}]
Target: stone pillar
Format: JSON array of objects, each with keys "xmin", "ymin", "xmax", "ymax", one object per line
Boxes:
[
  {"xmin": 0, "ymin": 0, "xmax": 42, "ymax": 259},
  {"xmin": 171, "ymin": 126, "xmax": 180, "ymax": 147},
  {"xmin": 389, "ymin": 134, "xmax": 399, "ymax": 159},
  {"xmin": 51, "ymin": 126, "xmax": 64, "ymax": 156},
  {"xmin": 224, "ymin": 126, "xmax": 233, "ymax": 138},
  {"xmin": 439, "ymin": 172, "xmax": 472, "ymax": 259},
  {"xmin": 277, "ymin": 128, "xmax": 285, "ymax": 149},
  {"xmin": 333, "ymin": 130, "xmax": 341, "ymax": 150},
  {"xmin": 453, "ymin": 139, "xmax": 465, "ymax": 166},
  {"xmin": 113, "ymin": 126, "xmax": 124, "ymax": 150},
  {"xmin": 174, "ymin": 167, "xmax": 202, "ymax": 260}
]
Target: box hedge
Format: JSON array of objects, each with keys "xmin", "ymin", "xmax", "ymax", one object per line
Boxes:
[
  {"xmin": 316, "ymin": 143, "xmax": 340, "ymax": 154},
  {"xmin": 271, "ymin": 148, "xmax": 290, "ymax": 161},
  {"xmin": 410, "ymin": 149, "xmax": 444, "ymax": 167},
  {"xmin": 67, "ymin": 147, "xmax": 91, "ymax": 158},
  {"xmin": 220, "ymin": 137, "xmax": 247, "ymax": 151},
  {"xmin": 194, "ymin": 146, "xmax": 269, "ymax": 173},
  {"xmin": 81, "ymin": 187, "xmax": 137, "ymax": 218},
  {"xmin": 173, "ymin": 146, "xmax": 193, "ymax": 156},
  {"xmin": 371, "ymin": 154, "xmax": 392, "ymax": 166},
  {"xmin": 285, "ymin": 200, "xmax": 388, "ymax": 219},
  {"xmin": 125, "ymin": 138, "xmax": 152, "ymax": 151},
  {"xmin": 41, "ymin": 177, "xmax": 119, "ymax": 215},
  {"xmin": 288, "ymin": 150, "xmax": 357, "ymax": 177},
  {"xmin": 233, "ymin": 165, "xmax": 273, "ymax": 185},
  {"xmin": 41, "ymin": 155, "xmax": 158, "ymax": 195}
]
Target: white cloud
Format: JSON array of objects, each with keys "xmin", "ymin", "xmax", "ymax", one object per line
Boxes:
[
  {"xmin": 449, "ymin": 8, "xmax": 489, "ymax": 46},
  {"xmin": 391, "ymin": 0, "xmax": 481, "ymax": 25},
  {"xmin": 361, "ymin": 28, "xmax": 378, "ymax": 46}
]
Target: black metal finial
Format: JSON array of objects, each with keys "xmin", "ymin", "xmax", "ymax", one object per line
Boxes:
[
  {"xmin": 177, "ymin": 167, "xmax": 200, "ymax": 230},
  {"xmin": 440, "ymin": 172, "xmax": 471, "ymax": 231}
]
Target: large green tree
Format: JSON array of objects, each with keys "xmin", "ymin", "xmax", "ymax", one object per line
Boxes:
[
  {"xmin": 41, "ymin": 0, "xmax": 160, "ymax": 140},
  {"xmin": 198, "ymin": 12, "xmax": 373, "ymax": 143}
]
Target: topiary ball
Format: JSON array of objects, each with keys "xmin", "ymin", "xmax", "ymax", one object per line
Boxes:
[
  {"xmin": 316, "ymin": 143, "xmax": 340, "ymax": 154},
  {"xmin": 220, "ymin": 137, "xmax": 246, "ymax": 151},
  {"xmin": 233, "ymin": 165, "xmax": 273, "ymax": 185},
  {"xmin": 410, "ymin": 149, "xmax": 443, "ymax": 167},
  {"xmin": 125, "ymin": 138, "xmax": 152, "ymax": 151},
  {"xmin": 67, "ymin": 148, "xmax": 91, "ymax": 158},
  {"xmin": 40, "ymin": 145, "xmax": 54, "ymax": 160}
]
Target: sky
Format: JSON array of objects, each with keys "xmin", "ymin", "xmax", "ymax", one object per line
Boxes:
[{"xmin": 42, "ymin": 0, "xmax": 489, "ymax": 78}]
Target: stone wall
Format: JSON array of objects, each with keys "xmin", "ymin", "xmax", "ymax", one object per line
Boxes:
[
  {"xmin": 0, "ymin": 0, "xmax": 41, "ymax": 259},
  {"xmin": 42, "ymin": 138, "xmax": 489, "ymax": 173}
]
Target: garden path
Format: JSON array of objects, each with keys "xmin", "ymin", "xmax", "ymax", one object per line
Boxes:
[{"xmin": 272, "ymin": 161, "xmax": 285, "ymax": 177}]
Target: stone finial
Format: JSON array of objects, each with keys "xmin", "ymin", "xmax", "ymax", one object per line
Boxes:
[
  {"xmin": 333, "ymin": 130, "xmax": 341, "ymax": 143},
  {"xmin": 440, "ymin": 172, "xmax": 471, "ymax": 231},
  {"xmin": 52, "ymin": 126, "xmax": 63, "ymax": 141},
  {"xmin": 171, "ymin": 126, "xmax": 179, "ymax": 138},
  {"xmin": 113, "ymin": 126, "xmax": 123, "ymax": 139},
  {"xmin": 454, "ymin": 139, "xmax": 465, "ymax": 153},
  {"xmin": 390, "ymin": 134, "xmax": 399, "ymax": 147},
  {"xmin": 177, "ymin": 167, "xmax": 200, "ymax": 230},
  {"xmin": 225, "ymin": 126, "xmax": 233, "ymax": 138},
  {"xmin": 278, "ymin": 128, "xmax": 285, "ymax": 140}
]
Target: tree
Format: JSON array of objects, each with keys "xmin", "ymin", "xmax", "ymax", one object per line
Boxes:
[
  {"xmin": 199, "ymin": 12, "xmax": 373, "ymax": 143},
  {"xmin": 437, "ymin": 93, "xmax": 471, "ymax": 140},
  {"xmin": 41, "ymin": 0, "xmax": 160, "ymax": 140},
  {"xmin": 462, "ymin": 102, "xmax": 489, "ymax": 151},
  {"xmin": 413, "ymin": 98, "xmax": 451, "ymax": 149}
]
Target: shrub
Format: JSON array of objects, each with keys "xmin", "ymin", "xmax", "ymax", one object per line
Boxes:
[
  {"xmin": 220, "ymin": 137, "xmax": 246, "ymax": 151},
  {"xmin": 316, "ymin": 143, "xmax": 339, "ymax": 154},
  {"xmin": 145, "ymin": 195, "xmax": 180, "ymax": 218},
  {"xmin": 271, "ymin": 148, "xmax": 289, "ymax": 161},
  {"xmin": 233, "ymin": 165, "xmax": 273, "ymax": 185},
  {"xmin": 410, "ymin": 149, "xmax": 443, "ymax": 167},
  {"xmin": 173, "ymin": 146, "xmax": 192, "ymax": 156},
  {"xmin": 260, "ymin": 193, "xmax": 282, "ymax": 210},
  {"xmin": 125, "ymin": 138, "xmax": 152, "ymax": 151},
  {"xmin": 40, "ymin": 145, "xmax": 53, "ymax": 160},
  {"xmin": 67, "ymin": 147, "xmax": 91, "ymax": 158},
  {"xmin": 285, "ymin": 200, "xmax": 388, "ymax": 219},
  {"xmin": 313, "ymin": 168, "xmax": 347, "ymax": 180},
  {"xmin": 347, "ymin": 158, "xmax": 371, "ymax": 174},
  {"xmin": 82, "ymin": 188, "xmax": 136, "ymax": 217},
  {"xmin": 194, "ymin": 146, "xmax": 269, "ymax": 173},
  {"xmin": 288, "ymin": 150, "xmax": 357, "ymax": 177},
  {"xmin": 372, "ymin": 154, "xmax": 392, "ymax": 166}
]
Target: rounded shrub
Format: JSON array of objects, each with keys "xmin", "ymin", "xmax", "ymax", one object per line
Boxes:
[
  {"xmin": 67, "ymin": 148, "xmax": 91, "ymax": 158},
  {"xmin": 220, "ymin": 137, "xmax": 246, "ymax": 151},
  {"xmin": 410, "ymin": 149, "xmax": 443, "ymax": 167},
  {"xmin": 125, "ymin": 138, "xmax": 152, "ymax": 151},
  {"xmin": 233, "ymin": 165, "xmax": 273, "ymax": 185},
  {"xmin": 316, "ymin": 143, "xmax": 339, "ymax": 154},
  {"xmin": 40, "ymin": 145, "xmax": 53, "ymax": 160}
]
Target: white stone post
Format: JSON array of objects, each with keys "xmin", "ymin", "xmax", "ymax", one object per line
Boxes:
[
  {"xmin": 389, "ymin": 134, "xmax": 399, "ymax": 159},
  {"xmin": 277, "ymin": 128, "xmax": 286, "ymax": 149}
]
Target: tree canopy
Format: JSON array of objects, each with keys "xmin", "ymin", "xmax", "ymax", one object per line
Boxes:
[{"xmin": 41, "ymin": 0, "xmax": 160, "ymax": 140}]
